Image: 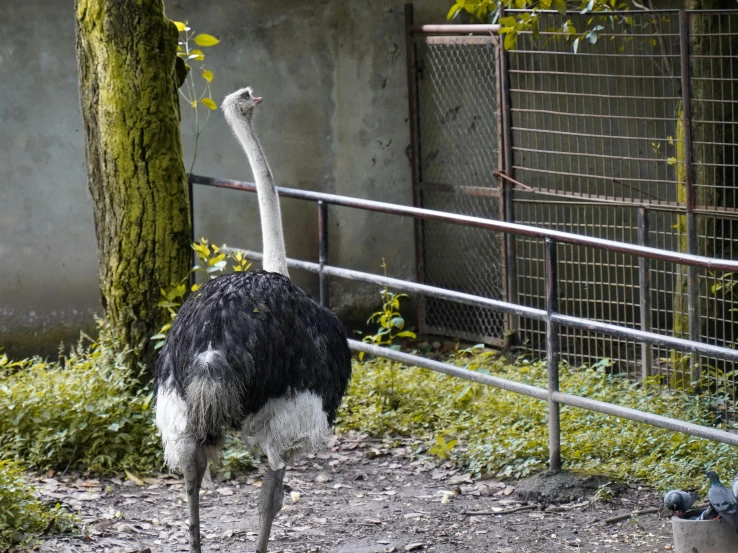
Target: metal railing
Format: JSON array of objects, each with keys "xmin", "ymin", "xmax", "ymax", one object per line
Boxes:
[{"xmin": 189, "ymin": 173, "xmax": 738, "ymax": 471}]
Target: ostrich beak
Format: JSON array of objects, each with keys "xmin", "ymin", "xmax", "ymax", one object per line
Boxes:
[{"xmin": 253, "ymin": 96, "xmax": 263, "ymax": 105}]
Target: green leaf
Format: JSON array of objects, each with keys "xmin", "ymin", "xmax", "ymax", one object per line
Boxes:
[
  {"xmin": 447, "ymin": 3, "xmax": 462, "ymax": 20},
  {"xmin": 189, "ymin": 49, "xmax": 205, "ymax": 61},
  {"xmin": 194, "ymin": 34, "xmax": 220, "ymax": 47},
  {"xmin": 390, "ymin": 317, "xmax": 405, "ymax": 329},
  {"xmin": 551, "ymin": 0, "xmax": 567, "ymax": 15},
  {"xmin": 503, "ymin": 31, "xmax": 517, "ymax": 51},
  {"xmin": 202, "ymin": 69, "xmax": 214, "ymax": 83},
  {"xmin": 201, "ymin": 97, "xmax": 217, "ymax": 110}
]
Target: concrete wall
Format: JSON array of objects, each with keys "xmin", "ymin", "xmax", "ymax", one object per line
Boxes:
[{"xmin": 0, "ymin": 0, "xmax": 450, "ymax": 357}]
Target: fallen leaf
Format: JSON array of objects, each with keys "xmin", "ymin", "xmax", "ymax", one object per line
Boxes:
[{"xmin": 125, "ymin": 470, "xmax": 145, "ymax": 487}]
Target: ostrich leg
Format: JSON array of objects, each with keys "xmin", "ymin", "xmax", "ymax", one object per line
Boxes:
[
  {"xmin": 181, "ymin": 441, "xmax": 208, "ymax": 553},
  {"xmin": 256, "ymin": 467, "xmax": 286, "ymax": 553}
]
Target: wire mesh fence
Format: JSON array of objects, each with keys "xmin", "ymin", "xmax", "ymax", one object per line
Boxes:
[
  {"xmin": 413, "ymin": 34, "xmax": 505, "ymax": 343},
  {"xmin": 509, "ymin": 11, "xmax": 682, "ymax": 205},
  {"xmin": 407, "ymin": 8, "xmax": 738, "ymax": 426}
]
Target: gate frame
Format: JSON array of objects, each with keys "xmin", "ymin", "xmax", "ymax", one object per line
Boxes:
[{"xmin": 404, "ymin": 8, "xmax": 510, "ymax": 346}]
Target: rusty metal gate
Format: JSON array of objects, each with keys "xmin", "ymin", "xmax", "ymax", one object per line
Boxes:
[
  {"xmin": 406, "ymin": 6, "xmax": 738, "ymax": 398},
  {"xmin": 407, "ymin": 8, "xmax": 506, "ymax": 345}
]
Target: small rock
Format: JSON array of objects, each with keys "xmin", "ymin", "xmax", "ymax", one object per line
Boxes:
[{"xmin": 405, "ymin": 544, "xmax": 424, "ymax": 551}]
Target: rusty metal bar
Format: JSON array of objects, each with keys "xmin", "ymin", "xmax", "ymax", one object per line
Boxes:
[
  {"xmin": 350, "ymin": 340, "xmax": 738, "ymax": 447},
  {"xmin": 425, "ymin": 36, "xmax": 492, "ymax": 45},
  {"xmin": 405, "ymin": 3, "xmax": 425, "ymax": 336},
  {"xmin": 317, "ymin": 200, "xmax": 329, "ymax": 308},
  {"xmin": 545, "ymin": 238, "xmax": 561, "ymax": 472},
  {"xmin": 680, "ymin": 10, "xmax": 701, "ymax": 381},
  {"xmin": 509, "ymin": 69, "xmax": 676, "ymax": 80},
  {"xmin": 191, "ymin": 175, "xmax": 738, "ymax": 273},
  {"xmin": 505, "ymin": 8, "xmax": 680, "ymax": 14},
  {"xmin": 510, "ymin": 89, "xmax": 681, "ymax": 101},
  {"xmin": 638, "ymin": 208, "xmax": 653, "ymax": 380},
  {"xmin": 187, "ymin": 176, "xmax": 196, "ymax": 289},
  {"xmin": 408, "ymin": 24, "xmax": 501, "ymax": 34},
  {"xmin": 223, "ymin": 247, "xmax": 547, "ymax": 322},
  {"xmin": 498, "ymin": 17, "xmax": 518, "ymax": 344}
]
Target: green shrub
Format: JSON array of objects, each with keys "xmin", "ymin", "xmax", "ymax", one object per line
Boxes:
[
  {"xmin": 338, "ymin": 352, "xmax": 738, "ymax": 493},
  {"xmin": 0, "ymin": 460, "xmax": 77, "ymax": 550},
  {"xmin": 0, "ymin": 322, "xmax": 161, "ymax": 474},
  {"xmin": 0, "ymin": 320, "xmax": 256, "ymax": 478}
]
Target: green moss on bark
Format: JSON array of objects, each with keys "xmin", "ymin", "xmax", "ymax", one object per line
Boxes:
[{"xmin": 75, "ymin": 0, "xmax": 191, "ymax": 372}]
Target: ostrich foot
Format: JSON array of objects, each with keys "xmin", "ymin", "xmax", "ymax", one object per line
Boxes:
[{"xmin": 256, "ymin": 466, "xmax": 286, "ymax": 553}]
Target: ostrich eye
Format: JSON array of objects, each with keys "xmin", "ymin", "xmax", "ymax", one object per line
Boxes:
[{"xmin": 244, "ymin": 91, "xmax": 251, "ymax": 99}]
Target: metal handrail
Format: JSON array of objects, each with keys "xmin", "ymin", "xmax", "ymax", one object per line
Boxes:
[
  {"xmin": 192, "ymin": 173, "xmax": 738, "ymax": 465},
  {"xmin": 190, "ymin": 175, "xmax": 738, "ymax": 272}
]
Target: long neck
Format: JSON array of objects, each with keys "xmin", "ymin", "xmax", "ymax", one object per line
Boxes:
[{"xmin": 231, "ymin": 117, "xmax": 289, "ymax": 278}]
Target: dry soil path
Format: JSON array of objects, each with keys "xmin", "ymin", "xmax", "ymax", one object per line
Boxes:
[{"xmin": 31, "ymin": 433, "xmax": 673, "ymax": 553}]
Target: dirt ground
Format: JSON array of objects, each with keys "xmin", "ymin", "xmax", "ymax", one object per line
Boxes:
[{"xmin": 30, "ymin": 433, "xmax": 674, "ymax": 553}]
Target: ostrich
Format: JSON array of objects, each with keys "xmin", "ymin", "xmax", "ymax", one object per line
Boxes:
[{"xmin": 154, "ymin": 86, "xmax": 352, "ymax": 553}]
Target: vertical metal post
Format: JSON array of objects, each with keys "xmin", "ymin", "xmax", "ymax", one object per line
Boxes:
[
  {"xmin": 318, "ymin": 200, "xmax": 329, "ymax": 308},
  {"xmin": 545, "ymin": 238, "xmax": 561, "ymax": 473},
  {"xmin": 680, "ymin": 11, "xmax": 700, "ymax": 381},
  {"xmin": 188, "ymin": 175, "xmax": 196, "ymax": 289},
  {"xmin": 405, "ymin": 3, "xmax": 425, "ymax": 335},
  {"xmin": 638, "ymin": 207, "xmax": 653, "ymax": 380},
  {"xmin": 498, "ymin": 9, "xmax": 517, "ymax": 344}
]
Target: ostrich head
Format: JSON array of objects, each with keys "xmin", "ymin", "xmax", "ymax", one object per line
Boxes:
[{"xmin": 221, "ymin": 86, "xmax": 262, "ymax": 122}]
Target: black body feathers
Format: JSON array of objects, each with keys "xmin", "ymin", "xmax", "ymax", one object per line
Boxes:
[{"xmin": 154, "ymin": 271, "xmax": 352, "ymax": 437}]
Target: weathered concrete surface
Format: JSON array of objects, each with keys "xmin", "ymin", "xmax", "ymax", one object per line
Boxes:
[{"xmin": 0, "ymin": 0, "xmax": 449, "ymax": 357}]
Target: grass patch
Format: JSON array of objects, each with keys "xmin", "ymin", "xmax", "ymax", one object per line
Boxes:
[
  {"xmin": 338, "ymin": 352, "xmax": 738, "ymax": 493},
  {"xmin": 0, "ymin": 460, "xmax": 77, "ymax": 550}
]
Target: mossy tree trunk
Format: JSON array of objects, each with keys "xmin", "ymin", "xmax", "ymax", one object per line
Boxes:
[
  {"xmin": 672, "ymin": 0, "xmax": 738, "ymax": 384},
  {"xmin": 75, "ymin": 0, "xmax": 191, "ymax": 372}
]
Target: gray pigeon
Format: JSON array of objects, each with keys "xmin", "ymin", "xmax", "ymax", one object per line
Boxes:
[
  {"xmin": 663, "ymin": 490, "xmax": 699, "ymax": 514},
  {"xmin": 732, "ymin": 471, "xmax": 738, "ymax": 499},
  {"xmin": 697, "ymin": 503, "xmax": 718, "ymax": 520},
  {"xmin": 706, "ymin": 470, "xmax": 738, "ymax": 533}
]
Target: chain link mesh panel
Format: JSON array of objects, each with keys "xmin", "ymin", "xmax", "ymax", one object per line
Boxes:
[{"xmin": 414, "ymin": 35, "xmax": 504, "ymax": 343}]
